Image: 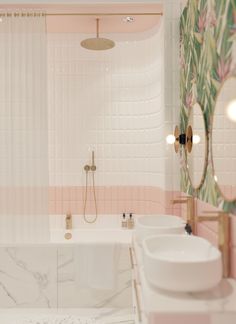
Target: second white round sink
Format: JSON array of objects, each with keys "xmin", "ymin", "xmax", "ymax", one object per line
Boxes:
[{"xmin": 135, "ymin": 215, "xmax": 185, "ymax": 245}]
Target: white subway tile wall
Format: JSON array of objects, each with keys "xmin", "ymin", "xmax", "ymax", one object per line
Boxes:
[
  {"xmin": 48, "ymin": 25, "xmax": 165, "ymax": 189},
  {"xmin": 163, "ymin": 0, "xmax": 182, "ymax": 191}
]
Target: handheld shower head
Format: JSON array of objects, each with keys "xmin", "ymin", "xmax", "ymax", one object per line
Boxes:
[{"xmin": 91, "ymin": 150, "xmax": 96, "ymax": 171}]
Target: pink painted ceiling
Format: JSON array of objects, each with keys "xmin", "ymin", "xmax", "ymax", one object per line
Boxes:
[{"xmin": 0, "ymin": 3, "xmax": 163, "ymax": 33}]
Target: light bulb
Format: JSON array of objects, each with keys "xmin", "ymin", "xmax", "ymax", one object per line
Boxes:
[
  {"xmin": 166, "ymin": 134, "xmax": 175, "ymax": 144},
  {"xmin": 226, "ymin": 99, "xmax": 236, "ymax": 122},
  {"xmin": 193, "ymin": 134, "xmax": 201, "ymax": 144}
]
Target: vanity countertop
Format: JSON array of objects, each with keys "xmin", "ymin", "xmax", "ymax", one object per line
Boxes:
[
  {"xmin": 133, "ymin": 237, "xmax": 236, "ymax": 320},
  {"xmin": 139, "ymin": 268, "xmax": 236, "ymax": 314}
]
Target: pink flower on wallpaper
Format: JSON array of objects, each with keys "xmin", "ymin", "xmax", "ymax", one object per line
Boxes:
[
  {"xmin": 185, "ymin": 92, "xmax": 193, "ymax": 108},
  {"xmin": 198, "ymin": 10, "xmax": 207, "ymax": 33},
  {"xmin": 217, "ymin": 58, "xmax": 232, "ymax": 81}
]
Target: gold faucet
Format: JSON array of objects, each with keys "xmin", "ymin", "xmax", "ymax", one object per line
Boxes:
[
  {"xmin": 196, "ymin": 211, "xmax": 230, "ymax": 278},
  {"xmin": 171, "ymin": 196, "xmax": 195, "ymax": 233},
  {"xmin": 65, "ymin": 213, "xmax": 72, "ymax": 230}
]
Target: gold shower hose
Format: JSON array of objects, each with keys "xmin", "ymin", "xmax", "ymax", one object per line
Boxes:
[{"xmin": 83, "ymin": 169, "xmax": 98, "ymax": 223}]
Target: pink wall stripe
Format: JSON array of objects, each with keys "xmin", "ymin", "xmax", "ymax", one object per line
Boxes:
[
  {"xmin": 48, "ymin": 186, "xmax": 181, "ymax": 216},
  {"xmin": 49, "ymin": 186, "xmax": 236, "ymax": 279}
]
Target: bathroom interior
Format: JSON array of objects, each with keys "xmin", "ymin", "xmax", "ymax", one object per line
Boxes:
[{"xmin": 0, "ymin": 0, "xmax": 236, "ymax": 323}]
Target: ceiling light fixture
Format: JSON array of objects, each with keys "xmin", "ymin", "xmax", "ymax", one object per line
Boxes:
[{"xmin": 123, "ymin": 16, "xmax": 135, "ymax": 23}]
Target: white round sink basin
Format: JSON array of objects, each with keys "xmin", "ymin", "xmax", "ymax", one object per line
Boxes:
[
  {"xmin": 135, "ymin": 215, "xmax": 185, "ymax": 245},
  {"xmin": 143, "ymin": 235, "xmax": 222, "ymax": 292}
]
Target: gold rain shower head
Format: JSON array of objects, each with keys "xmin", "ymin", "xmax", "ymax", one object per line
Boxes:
[{"xmin": 80, "ymin": 18, "xmax": 115, "ymax": 51}]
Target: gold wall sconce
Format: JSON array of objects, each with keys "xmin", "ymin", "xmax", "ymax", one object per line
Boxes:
[{"xmin": 173, "ymin": 125, "xmax": 193, "ymax": 153}]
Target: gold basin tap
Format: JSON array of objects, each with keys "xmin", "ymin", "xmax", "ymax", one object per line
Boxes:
[
  {"xmin": 196, "ymin": 211, "xmax": 230, "ymax": 278},
  {"xmin": 171, "ymin": 196, "xmax": 195, "ymax": 233},
  {"xmin": 65, "ymin": 213, "xmax": 72, "ymax": 230}
]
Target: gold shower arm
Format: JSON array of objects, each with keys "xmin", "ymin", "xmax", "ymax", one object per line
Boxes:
[
  {"xmin": 96, "ymin": 18, "xmax": 99, "ymax": 38},
  {"xmin": 91, "ymin": 151, "xmax": 96, "ymax": 171},
  {"xmin": 46, "ymin": 12, "xmax": 163, "ymax": 17},
  {"xmin": 0, "ymin": 12, "xmax": 163, "ymax": 18}
]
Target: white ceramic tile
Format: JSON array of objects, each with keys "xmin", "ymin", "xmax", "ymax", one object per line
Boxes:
[{"xmin": 47, "ymin": 27, "xmax": 165, "ymax": 188}]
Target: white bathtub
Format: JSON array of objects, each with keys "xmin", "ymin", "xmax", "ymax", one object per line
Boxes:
[
  {"xmin": 51, "ymin": 228, "xmax": 132, "ymax": 244},
  {"xmin": 0, "ymin": 215, "xmax": 133, "ymax": 309},
  {"xmin": 50, "ymin": 214, "xmax": 133, "ymax": 245}
]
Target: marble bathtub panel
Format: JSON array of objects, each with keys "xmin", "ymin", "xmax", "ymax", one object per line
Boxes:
[
  {"xmin": 0, "ymin": 247, "xmax": 57, "ymax": 308},
  {"xmin": 0, "ymin": 307, "xmax": 135, "ymax": 324},
  {"xmin": 57, "ymin": 246, "xmax": 132, "ymax": 308}
]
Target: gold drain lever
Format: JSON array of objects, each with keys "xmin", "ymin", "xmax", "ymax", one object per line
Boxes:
[{"xmin": 64, "ymin": 232, "xmax": 72, "ymax": 240}]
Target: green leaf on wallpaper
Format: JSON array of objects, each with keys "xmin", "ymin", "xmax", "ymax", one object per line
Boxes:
[
  {"xmin": 206, "ymin": 32, "xmax": 217, "ymax": 58},
  {"xmin": 220, "ymin": 30, "xmax": 233, "ymax": 56},
  {"xmin": 231, "ymin": 0, "xmax": 236, "ymax": 10},
  {"xmin": 228, "ymin": 33, "xmax": 236, "ymax": 42},
  {"xmin": 180, "ymin": 108, "xmax": 188, "ymax": 131},
  {"xmin": 194, "ymin": 32, "xmax": 203, "ymax": 44},
  {"xmin": 211, "ymin": 77, "xmax": 221, "ymax": 91},
  {"xmin": 188, "ymin": 1, "xmax": 197, "ymax": 29}
]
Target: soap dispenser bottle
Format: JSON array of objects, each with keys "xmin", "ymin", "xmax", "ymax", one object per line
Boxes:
[
  {"xmin": 127, "ymin": 213, "xmax": 134, "ymax": 229},
  {"xmin": 121, "ymin": 213, "xmax": 127, "ymax": 228}
]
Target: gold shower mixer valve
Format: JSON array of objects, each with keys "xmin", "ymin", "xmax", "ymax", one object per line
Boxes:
[
  {"xmin": 84, "ymin": 150, "xmax": 96, "ymax": 172},
  {"xmin": 84, "ymin": 165, "xmax": 91, "ymax": 172},
  {"xmin": 91, "ymin": 164, "xmax": 96, "ymax": 171}
]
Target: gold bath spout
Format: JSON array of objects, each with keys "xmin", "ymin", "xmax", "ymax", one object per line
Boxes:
[{"xmin": 65, "ymin": 213, "xmax": 72, "ymax": 230}]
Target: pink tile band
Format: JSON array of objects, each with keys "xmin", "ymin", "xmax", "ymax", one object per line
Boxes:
[
  {"xmin": 49, "ymin": 186, "xmax": 181, "ymax": 216},
  {"xmin": 49, "ymin": 186, "xmax": 236, "ymax": 278}
]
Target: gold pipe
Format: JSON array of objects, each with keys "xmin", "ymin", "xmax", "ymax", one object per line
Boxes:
[
  {"xmin": 0, "ymin": 12, "xmax": 163, "ymax": 17},
  {"xmin": 96, "ymin": 18, "xmax": 99, "ymax": 38},
  {"xmin": 129, "ymin": 247, "xmax": 134, "ymax": 269},
  {"xmin": 46, "ymin": 12, "xmax": 163, "ymax": 16},
  {"xmin": 134, "ymin": 279, "xmax": 142, "ymax": 323},
  {"xmin": 196, "ymin": 212, "xmax": 230, "ymax": 278}
]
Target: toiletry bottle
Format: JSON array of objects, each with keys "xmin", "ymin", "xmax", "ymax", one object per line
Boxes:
[
  {"xmin": 127, "ymin": 213, "xmax": 134, "ymax": 229},
  {"xmin": 122, "ymin": 213, "xmax": 127, "ymax": 228}
]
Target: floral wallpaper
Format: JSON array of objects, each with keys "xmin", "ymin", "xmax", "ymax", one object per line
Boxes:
[{"xmin": 180, "ymin": 0, "xmax": 236, "ymax": 213}]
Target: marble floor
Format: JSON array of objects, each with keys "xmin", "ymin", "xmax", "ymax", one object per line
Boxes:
[{"xmin": 0, "ymin": 308, "xmax": 135, "ymax": 324}]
